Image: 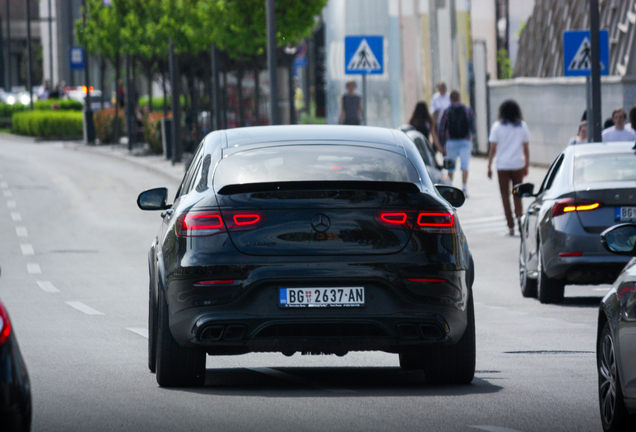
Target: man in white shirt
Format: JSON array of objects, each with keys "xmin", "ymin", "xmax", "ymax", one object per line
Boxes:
[
  {"xmin": 430, "ymin": 82, "xmax": 451, "ymax": 128},
  {"xmin": 602, "ymin": 108, "xmax": 636, "ymax": 142}
]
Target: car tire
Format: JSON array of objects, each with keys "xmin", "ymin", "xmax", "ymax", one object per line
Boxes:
[
  {"xmin": 398, "ymin": 292, "xmax": 476, "ymax": 383},
  {"xmin": 148, "ymin": 275, "xmax": 157, "ymax": 373},
  {"xmin": 537, "ymin": 246, "xmax": 564, "ymax": 304},
  {"xmin": 598, "ymin": 321, "xmax": 635, "ymax": 432},
  {"xmin": 155, "ymin": 288, "xmax": 206, "ymax": 387},
  {"xmin": 519, "ymin": 237, "xmax": 537, "ymax": 298}
]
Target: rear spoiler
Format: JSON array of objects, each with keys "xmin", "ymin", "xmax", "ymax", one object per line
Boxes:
[{"xmin": 217, "ymin": 181, "xmax": 421, "ymax": 195}]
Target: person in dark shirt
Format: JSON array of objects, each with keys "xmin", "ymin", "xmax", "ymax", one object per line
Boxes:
[
  {"xmin": 339, "ymin": 81, "xmax": 362, "ymax": 125},
  {"xmin": 409, "ymin": 101, "xmax": 443, "ymax": 153}
]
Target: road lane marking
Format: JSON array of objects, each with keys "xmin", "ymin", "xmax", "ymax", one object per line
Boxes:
[
  {"xmin": 27, "ymin": 263, "xmax": 42, "ymax": 274},
  {"xmin": 15, "ymin": 227, "xmax": 28, "ymax": 237},
  {"xmin": 127, "ymin": 328, "xmax": 149, "ymax": 338},
  {"xmin": 247, "ymin": 367, "xmax": 355, "ymax": 394},
  {"xmin": 36, "ymin": 281, "xmax": 60, "ymax": 293},
  {"xmin": 470, "ymin": 427, "xmax": 525, "ymax": 432},
  {"xmin": 20, "ymin": 244, "xmax": 34, "ymax": 255},
  {"xmin": 11, "ymin": 212, "xmax": 22, "ymax": 221},
  {"xmin": 3, "ymin": 190, "xmax": 12, "ymax": 197},
  {"xmin": 7, "ymin": 200, "xmax": 16, "ymax": 208},
  {"xmin": 65, "ymin": 301, "xmax": 104, "ymax": 316}
]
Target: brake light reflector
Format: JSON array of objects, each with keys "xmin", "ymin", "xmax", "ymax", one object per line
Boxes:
[
  {"xmin": 195, "ymin": 280, "xmax": 236, "ymax": 286},
  {"xmin": 176, "ymin": 210, "xmax": 266, "ymax": 237},
  {"xmin": 233, "ymin": 213, "xmax": 261, "ymax": 226},
  {"xmin": 559, "ymin": 252, "xmax": 583, "ymax": 257},
  {"xmin": 407, "ymin": 278, "xmax": 446, "ymax": 283},
  {"xmin": 0, "ymin": 301, "xmax": 11, "ymax": 345},
  {"xmin": 417, "ymin": 212, "xmax": 454, "ymax": 227},
  {"xmin": 552, "ymin": 198, "xmax": 601, "ymax": 217}
]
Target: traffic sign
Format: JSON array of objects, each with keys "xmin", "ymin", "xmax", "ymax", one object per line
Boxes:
[
  {"xmin": 563, "ymin": 30, "xmax": 609, "ymax": 76},
  {"xmin": 69, "ymin": 47, "xmax": 85, "ymax": 71},
  {"xmin": 345, "ymin": 36, "xmax": 383, "ymax": 75}
]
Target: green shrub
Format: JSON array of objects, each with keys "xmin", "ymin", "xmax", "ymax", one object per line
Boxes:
[
  {"xmin": 0, "ymin": 103, "xmax": 28, "ymax": 119},
  {"xmin": 33, "ymin": 99, "xmax": 83, "ymax": 111},
  {"xmin": 143, "ymin": 112, "xmax": 165, "ymax": 154},
  {"xmin": 94, "ymin": 108, "xmax": 123, "ymax": 144},
  {"xmin": 11, "ymin": 110, "xmax": 83, "ymax": 138},
  {"xmin": 138, "ymin": 95, "xmax": 186, "ymax": 111}
]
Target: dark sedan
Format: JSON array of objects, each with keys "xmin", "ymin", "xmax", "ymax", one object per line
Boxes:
[
  {"xmin": 597, "ymin": 223, "xmax": 636, "ymax": 431},
  {"xmin": 514, "ymin": 142, "xmax": 636, "ymax": 303},
  {"xmin": 0, "ymin": 273, "xmax": 32, "ymax": 432},
  {"xmin": 138, "ymin": 125, "xmax": 474, "ymax": 387}
]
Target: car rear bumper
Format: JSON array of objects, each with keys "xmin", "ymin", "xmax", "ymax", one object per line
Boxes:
[
  {"xmin": 166, "ymin": 274, "xmax": 470, "ymax": 355},
  {"xmin": 544, "ymin": 253, "xmax": 630, "ymax": 284}
]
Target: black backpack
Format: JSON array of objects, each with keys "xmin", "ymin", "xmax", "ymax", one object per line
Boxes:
[{"xmin": 448, "ymin": 106, "xmax": 470, "ymax": 139}]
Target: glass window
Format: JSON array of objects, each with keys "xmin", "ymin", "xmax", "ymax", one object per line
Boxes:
[
  {"xmin": 214, "ymin": 145, "xmax": 420, "ymax": 189},
  {"xmin": 538, "ymin": 154, "xmax": 564, "ymax": 194},
  {"xmin": 573, "ymin": 152, "xmax": 636, "ymax": 184}
]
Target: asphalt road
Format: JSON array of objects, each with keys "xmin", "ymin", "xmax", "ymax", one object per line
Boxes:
[{"xmin": 0, "ymin": 135, "xmax": 606, "ymax": 432}]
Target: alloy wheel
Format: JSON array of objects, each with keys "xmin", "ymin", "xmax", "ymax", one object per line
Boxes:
[{"xmin": 599, "ymin": 330, "xmax": 618, "ymax": 427}]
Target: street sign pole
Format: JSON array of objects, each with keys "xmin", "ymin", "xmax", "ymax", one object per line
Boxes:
[
  {"xmin": 590, "ymin": 0, "xmax": 602, "ymax": 142},
  {"xmin": 25, "ymin": 0, "xmax": 33, "ymax": 110},
  {"xmin": 344, "ymin": 36, "xmax": 384, "ymax": 126},
  {"xmin": 266, "ymin": 0, "xmax": 279, "ymax": 125},
  {"xmin": 362, "ymin": 75, "xmax": 367, "ymax": 125},
  {"xmin": 586, "ymin": 76, "xmax": 593, "ymax": 141}
]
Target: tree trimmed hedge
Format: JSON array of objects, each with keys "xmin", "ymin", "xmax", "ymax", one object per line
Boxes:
[{"xmin": 12, "ymin": 110, "xmax": 84, "ymax": 138}]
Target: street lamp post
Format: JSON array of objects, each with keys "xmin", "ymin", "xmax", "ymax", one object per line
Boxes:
[
  {"xmin": 6, "ymin": 0, "xmax": 11, "ymax": 90},
  {"xmin": 82, "ymin": 0, "xmax": 95, "ymax": 144},
  {"xmin": 266, "ymin": 0, "xmax": 279, "ymax": 125},
  {"xmin": 26, "ymin": 0, "xmax": 33, "ymax": 110}
]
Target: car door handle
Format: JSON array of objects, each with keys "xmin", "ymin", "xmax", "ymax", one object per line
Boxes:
[{"xmin": 161, "ymin": 209, "xmax": 174, "ymax": 218}]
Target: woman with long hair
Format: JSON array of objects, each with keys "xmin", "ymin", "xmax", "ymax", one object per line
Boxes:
[
  {"xmin": 409, "ymin": 101, "xmax": 443, "ymax": 153},
  {"xmin": 487, "ymin": 99, "xmax": 530, "ymax": 236}
]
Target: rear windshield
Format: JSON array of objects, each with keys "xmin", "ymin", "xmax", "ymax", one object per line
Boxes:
[
  {"xmin": 214, "ymin": 145, "xmax": 420, "ymax": 188},
  {"xmin": 573, "ymin": 152, "xmax": 636, "ymax": 184}
]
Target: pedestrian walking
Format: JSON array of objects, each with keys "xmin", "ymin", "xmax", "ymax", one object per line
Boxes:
[
  {"xmin": 408, "ymin": 101, "xmax": 443, "ymax": 153},
  {"xmin": 339, "ymin": 81, "xmax": 362, "ymax": 125},
  {"xmin": 430, "ymin": 82, "xmax": 451, "ymax": 129},
  {"xmin": 487, "ymin": 100, "xmax": 530, "ymax": 236},
  {"xmin": 602, "ymin": 107, "xmax": 636, "ymax": 142},
  {"xmin": 626, "ymin": 104, "xmax": 636, "ymax": 132},
  {"xmin": 438, "ymin": 90, "xmax": 475, "ymax": 195},
  {"xmin": 567, "ymin": 121, "xmax": 587, "ymax": 145}
]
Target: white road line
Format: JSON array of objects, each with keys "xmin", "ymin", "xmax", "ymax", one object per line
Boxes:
[
  {"xmin": 247, "ymin": 367, "xmax": 355, "ymax": 394},
  {"xmin": 11, "ymin": 212, "xmax": 22, "ymax": 221},
  {"xmin": 15, "ymin": 227, "xmax": 28, "ymax": 237},
  {"xmin": 469, "ymin": 426, "xmax": 525, "ymax": 432},
  {"xmin": 3, "ymin": 190, "xmax": 12, "ymax": 197},
  {"xmin": 0, "ymin": 181, "xmax": 7, "ymax": 188},
  {"xmin": 127, "ymin": 328, "xmax": 149, "ymax": 338},
  {"xmin": 36, "ymin": 281, "xmax": 60, "ymax": 293},
  {"xmin": 7, "ymin": 200, "xmax": 16, "ymax": 208},
  {"xmin": 65, "ymin": 301, "xmax": 104, "ymax": 316},
  {"xmin": 27, "ymin": 263, "xmax": 42, "ymax": 274},
  {"xmin": 20, "ymin": 244, "xmax": 34, "ymax": 255}
]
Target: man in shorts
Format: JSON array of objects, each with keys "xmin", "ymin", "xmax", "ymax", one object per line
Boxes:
[{"xmin": 438, "ymin": 90, "xmax": 475, "ymax": 196}]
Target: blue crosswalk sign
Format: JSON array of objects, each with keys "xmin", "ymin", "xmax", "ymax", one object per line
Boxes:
[
  {"xmin": 345, "ymin": 36, "xmax": 384, "ymax": 75},
  {"xmin": 563, "ymin": 30, "xmax": 609, "ymax": 76}
]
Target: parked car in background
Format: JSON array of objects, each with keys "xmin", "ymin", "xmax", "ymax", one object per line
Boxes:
[
  {"xmin": 398, "ymin": 124, "xmax": 453, "ymax": 185},
  {"xmin": 0, "ymin": 268, "xmax": 32, "ymax": 431},
  {"xmin": 138, "ymin": 125, "xmax": 475, "ymax": 388},
  {"xmin": 597, "ymin": 223, "xmax": 636, "ymax": 432},
  {"xmin": 514, "ymin": 142, "xmax": 636, "ymax": 303}
]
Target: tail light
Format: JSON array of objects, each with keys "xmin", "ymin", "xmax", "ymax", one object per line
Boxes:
[
  {"xmin": 176, "ymin": 210, "xmax": 266, "ymax": 237},
  {"xmin": 0, "ymin": 301, "xmax": 12, "ymax": 345},
  {"xmin": 376, "ymin": 210, "xmax": 456, "ymax": 233},
  {"xmin": 552, "ymin": 198, "xmax": 601, "ymax": 217}
]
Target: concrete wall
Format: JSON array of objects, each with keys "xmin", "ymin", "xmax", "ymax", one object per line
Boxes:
[{"xmin": 488, "ymin": 76, "xmax": 634, "ymax": 165}]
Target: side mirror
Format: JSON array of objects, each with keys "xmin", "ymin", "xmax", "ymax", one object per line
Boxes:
[
  {"xmin": 137, "ymin": 187, "xmax": 170, "ymax": 211},
  {"xmin": 443, "ymin": 158, "xmax": 455, "ymax": 171},
  {"xmin": 435, "ymin": 185, "xmax": 466, "ymax": 208},
  {"xmin": 601, "ymin": 224, "xmax": 636, "ymax": 256},
  {"xmin": 512, "ymin": 183, "xmax": 535, "ymax": 198}
]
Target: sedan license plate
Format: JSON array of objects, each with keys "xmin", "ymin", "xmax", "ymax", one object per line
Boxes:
[
  {"xmin": 616, "ymin": 207, "xmax": 636, "ymax": 221},
  {"xmin": 279, "ymin": 287, "xmax": 365, "ymax": 307}
]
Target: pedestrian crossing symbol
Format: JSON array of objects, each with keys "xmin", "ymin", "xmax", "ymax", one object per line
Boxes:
[
  {"xmin": 563, "ymin": 30, "xmax": 609, "ymax": 76},
  {"xmin": 345, "ymin": 36, "xmax": 384, "ymax": 75}
]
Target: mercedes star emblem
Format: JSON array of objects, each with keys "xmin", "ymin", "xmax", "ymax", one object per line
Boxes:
[{"xmin": 311, "ymin": 214, "xmax": 331, "ymax": 232}]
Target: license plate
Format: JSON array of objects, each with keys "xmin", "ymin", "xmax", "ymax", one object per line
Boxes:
[
  {"xmin": 616, "ymin": 207, "xmax": 636, "ymax": 221},
  {"xmin": 279, "ymin": 287, "xmax": 365, "ymax": 307}
]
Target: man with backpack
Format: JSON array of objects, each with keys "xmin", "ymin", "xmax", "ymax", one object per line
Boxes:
[{"xmin": 439, "ymin": 90, "xmax": 475, "ymax": 196}]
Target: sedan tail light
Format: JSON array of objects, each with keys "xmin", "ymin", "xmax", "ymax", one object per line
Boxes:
[
  {"xmin": 552, "ymin": 198, "xmax": 601, "ymax": 217},
  {"xmin": 0, "ymin": 301, "xmax": 12, "ymax": 345},
  {"xmin": 376, "ymin": 210, "xmax": 456, "ymax": 233},
  {"xmin": 176, "ymin": 210, "xmax": 266, "ymax": 237}
]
